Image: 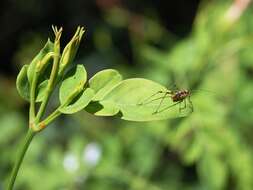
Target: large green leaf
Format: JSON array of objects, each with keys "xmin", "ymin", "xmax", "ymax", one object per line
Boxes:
[
  {"xmin": 89, "ymin": 69, "xmax": 122, "ymax": 101},
  {"xmin": 59, "ymin": 65, "xmax": 87, "ymax": 105},
  {"xmin": 92, "ymin": 78, "xmax": 192, "ymax": 121},
  {"xmin": 27, "ymin": 39, "xmax": 54, "ymax": 84},
  {"xmin": 16, "ymin": 65, "xmax": 30, "ymax": 101}
]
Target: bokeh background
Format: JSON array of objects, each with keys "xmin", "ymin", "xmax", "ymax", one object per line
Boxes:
[{"xmin": 1, "ymin": 0, "xmax": 253, "ymax": 189}]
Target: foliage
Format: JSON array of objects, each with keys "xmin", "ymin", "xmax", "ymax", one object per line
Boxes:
[{"xmin": 1, "ymin": 0, "xmax": 253, "ymax": 190}]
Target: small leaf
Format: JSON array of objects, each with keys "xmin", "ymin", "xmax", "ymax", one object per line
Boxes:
[
  {"xmin": 59, "ymin": 65, "xmax": 87, "ymax": 105},
  {"xmin": 16, "ymin": 66, "xmax": 50, "ymax": 102},
  {"xmin": 16, "ymin": 65, "xmax": 30, "ymax": 101},
  {"xmin": 27, "ymin": 39, "xmax": 54, "ymax": 84},
  {"xmin": 89, "ymin": 69, "xmax": 122, "ymax": 101},
  {"xmin": 36, "ymin": 80, "xmax": 48, "ymax": 102},
  {"xmin": 59, "ymin": 88, "xmax": 94, "ymax": 114},
  {"xmin": 96, "ymin": 78, "xmax": 192, "ymax": 121}
]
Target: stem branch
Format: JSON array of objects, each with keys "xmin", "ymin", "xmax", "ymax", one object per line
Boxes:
[
  {"xmin": 29, "ymin": 73, "xmax": 39, "ymax": 122},
  {"xmin": 39, "ymin": 109, "xmax": 61, "ymax": 128}
]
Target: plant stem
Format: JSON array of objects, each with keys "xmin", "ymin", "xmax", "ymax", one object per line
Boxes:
[
  {"xmin": 7, "ymin": 128, "xmax": 36, "ymax": 190},
  {"xmin": 29, "ymin": 72, "xmax": 39, "ymax": 121},
  {"xmin": 36, "ymin": 54, "xmax": 59, "ymax": 122},
  {"xmin": 40, "ymin": 109, "xmax": 61, "ymax": 127},
  {"xmin": 36, "ymin": 29, "xmax": 61, "ymax": 122}
]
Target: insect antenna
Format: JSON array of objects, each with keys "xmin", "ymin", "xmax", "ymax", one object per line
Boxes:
[
  {"xmin": 191, "ymin": 89, "xmax": 224, "ymax": 96},
  {"xmin": 190, "ymin": 89, "xmax": 229, "ymax": 102},
  {"xmin": 191, "ymin": 89, "xmax": 218, "ymax": 94}
]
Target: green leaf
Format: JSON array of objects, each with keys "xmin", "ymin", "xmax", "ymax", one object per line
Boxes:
[
  {"xmin": 16, "ymin": 65, "xmax": 50, "ymax": 102},
  {"xmin": 59, "ymin": 88, "xmax": 94, "ymax": 114},
  {"xmin": 16, "ymin": 65, "xmax": 30, "ymax": 101},
  {"xmin": 85, "ymin": 100, "xmax": 120, "ymax": 116},
  {"xmin": 36, "ymin": 80, "xmax": 48, "ymax": 102},
  {"xmin": 89, "ymin": 69, "xmax": 122, "ymax": 101},
  {"xmin": 95, "ymin": 78, "xmax": 192, "ymax": 121},
  {"xmin": 27, "ymin": 39, "xmax": 54, "ymax": 84},
  {"xmin": 59, "ymin": 65, "xmax": 87, "ymax": 105}
]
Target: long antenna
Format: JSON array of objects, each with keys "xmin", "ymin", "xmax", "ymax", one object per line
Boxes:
[
  {"xmin": 191, "ymin": 89, "xmax": 218, "ymax": 94},
  {"xmin": 191, "ymin": 89, "xmax": 230, "ymax": 101}
]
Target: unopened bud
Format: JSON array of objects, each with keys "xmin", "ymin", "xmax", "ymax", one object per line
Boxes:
[
  {"xmin": 52, "ymin": 26, "xmax": 63, "ymax": 55},
  {"xmin": 58, "ymin": 26, "xmax": 85, "ymax": 76}
]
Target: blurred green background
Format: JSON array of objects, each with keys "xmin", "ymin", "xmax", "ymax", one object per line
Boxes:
[{"xmin": 1, "ymin": 0, "xmax": 253, "ymax": 189}]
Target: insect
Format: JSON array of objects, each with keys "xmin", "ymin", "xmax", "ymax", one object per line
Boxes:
[{"xmin": 138, "ymin": 88, "xmax": 193, "ymax": 115}]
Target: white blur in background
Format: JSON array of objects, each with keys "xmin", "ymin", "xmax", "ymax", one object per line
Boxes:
[{"xmin": 82, "ymin": 142, "xmax": 102, "ymax": 167}]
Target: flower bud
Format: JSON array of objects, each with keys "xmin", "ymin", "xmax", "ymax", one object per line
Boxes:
[
  {"xmin": 52, "ymin": 26, "xmax": 63, "ymax": 55},
  {"xmin": 58, "ymin": 26, "xmax": 85, "ymax": 76}
]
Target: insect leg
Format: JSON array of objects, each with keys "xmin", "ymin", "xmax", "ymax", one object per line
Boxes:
[
  {"xmin": 179, "ymin": 99, "xmax": 187, "ymax": 113},
  {"xmin": 167, "ymin": 83, "xmax": 179, "ymax": 91},
  {"xmin": 138, "ymin": 91, "xmax": 170, "ymax": 105},
  {"xmin": 153, "ymin": 92, "xmax": 171, "ymax": 114},
  {"xmin": 154, "ymin": 101, "xmax": 182, "ymax": 114},
  {"xmin": 178, "ymin": 101, "xmax": 182, "ymax": 112},
  {"xmin": 188, "ymin": 95, "xmax": 194, "ymax": 112},
  {"xmin": 172, "ymin": 84, "xmax": 179, "ymax": 91}
]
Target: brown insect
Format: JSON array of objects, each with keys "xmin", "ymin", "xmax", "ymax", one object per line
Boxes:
[{"xmin": 138, "ymin": 88, "xmax": 193, "ymax": 114}]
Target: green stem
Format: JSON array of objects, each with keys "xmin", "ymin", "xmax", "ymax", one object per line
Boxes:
[
  {"xmin": 29, "ymin": 73, "xmax": 39, "ymax": 121},
  {"xmin": 7, "ymin": 128, "xmax": 36, "ymax": 190},
  {"xmin": 40, "ymin": 109, "xmax": 61, "ymax": 126},
  {"xmin": 36, "ymin": 54, "xmax": 59, "ymax": 122},
  {"xmin": 37, "ymin": 85, "xmax": 80, "ymax": 130}
]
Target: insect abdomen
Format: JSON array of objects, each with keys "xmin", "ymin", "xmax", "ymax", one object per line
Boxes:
[{"xmin": 172, "ymin": 90, "xmax": 189, "ymax": 102}]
